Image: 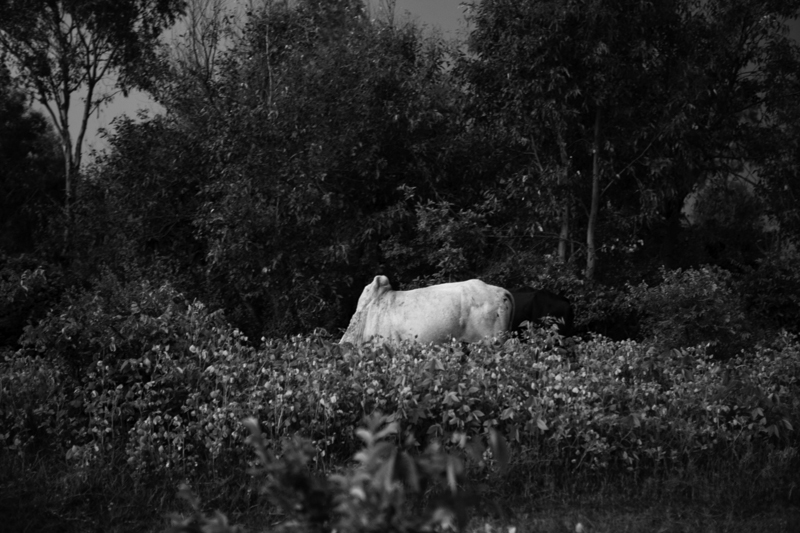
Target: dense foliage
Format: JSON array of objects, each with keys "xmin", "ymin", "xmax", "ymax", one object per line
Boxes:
[
  {"xmin": 0, "ymin": 71, "xmax": 63, "ymax": 254},
  {"xmin": 4, "ymin": 274, "xmax": 799, "ymax": 477},
  {"xmin": 2, "ymin": 276, "xmax": 799, "ymax": 529}
]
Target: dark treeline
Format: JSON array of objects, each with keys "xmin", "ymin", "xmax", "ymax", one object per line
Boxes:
[{"xmin": 2, "ymin": 0, "xmax": 800, "ymax": 346}]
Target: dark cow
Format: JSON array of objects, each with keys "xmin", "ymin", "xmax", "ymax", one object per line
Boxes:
[{"xmin": 508, "ymin": 287, "xmax": 574, "ymax": 337}]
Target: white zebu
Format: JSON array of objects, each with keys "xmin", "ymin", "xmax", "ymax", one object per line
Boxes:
[{"xmin": 340, "ymin": 275, "xmax": 513, "ymax": 345}]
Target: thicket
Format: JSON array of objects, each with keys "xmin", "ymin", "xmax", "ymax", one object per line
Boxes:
[
  {"xmin": 3, "ymin": 270, "xmax": 800, "ymax": 530},
  {"xmin": 16, "ymin": 325, "xmax": 796, "ymax": 481}
]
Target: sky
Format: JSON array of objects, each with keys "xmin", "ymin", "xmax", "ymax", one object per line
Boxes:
[
  {"xmin": 388, "ymin": 0, "xmax": 468, "ymax": 35},
  {"xmin": 56, "ymin": 0, "xmax": 798, "ymax": 160}
]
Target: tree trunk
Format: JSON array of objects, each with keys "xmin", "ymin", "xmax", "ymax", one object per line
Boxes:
[
  {"xmin": 558, "ymin": 190, "xmax": 570, "ymax": 262},
  {"xmin": 586, "ymin": 108, "xmax": 602, "ymax": 280},
  {"xmin": 56, "ymin": 66, "xmax": 78, "ymax": 255},
  {"xmin": 555, "ymin": 120, "xmax": 570, "ymax": 262},
  {"xmin": 61, "ymin": 129, "xmax": 75, "ymax": 254}
]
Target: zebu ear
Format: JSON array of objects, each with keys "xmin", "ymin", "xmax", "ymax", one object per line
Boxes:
[
  {"xmin": 374, "ymin": 275, "xmax": 393, "ymax": 295},
  {"xmin": 356, "ymin": 275, "xmax": 392, "ymax": 312}
]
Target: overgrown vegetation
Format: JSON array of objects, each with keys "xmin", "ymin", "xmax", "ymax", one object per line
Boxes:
[
  {"xmin": 2, "ymin": 0, "xmax": 800, "ymax": 530},
  {"xmin": 2, "ymin": 273, "xmax": 800, "ymax": 530}
]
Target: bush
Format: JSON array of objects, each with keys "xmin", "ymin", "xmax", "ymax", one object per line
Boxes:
[
  {"xmin": 626, "ymin": 266, "xmax": 753, "ymax": 358},
  {"xmin": 572, "ymin": 283, "xmax": 642, "ymax": 341},
  {"xmin": 0, "ymin": 352, "xmax": 76, "ymax": 454},
  {"xmin": 4, "ymin": 321, "xmax": 799, "ymax": 530},
  {"xmin": 7, "ymin": 274, "xmax": 252, "ymax": 473},
  {"xmin": 19, "ymin": 272, "xmax": 207, "ymax": 373},
  {"xmin": 0, "ymin": 253, "xmax": 63, "ymax": 348},
  {"xmin": 4, "ymin": 275, "xmax": 798, "ymax": 490},
  {"xmin": 737, "ymin": 250, "xmax": 800, "ymax": 333},
  {"xmin": 382, "ymin": 199, "xmax": 492, "ymax": 287},
  {"xmin": 169, "ymin": 414, "xmax": 510, "ymax": 533}
]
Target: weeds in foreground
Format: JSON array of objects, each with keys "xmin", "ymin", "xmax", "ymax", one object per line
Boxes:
[
  {"xmin": 2, "ymin": 428, "xmax": 798, "ymax": 532},
  {"xmin": 0, "ymin": 451, "xmax": 175, "ymax": 533},
  {"xmin": 169, "ymin": 413, "xmax": 512, "ymax": 533}
]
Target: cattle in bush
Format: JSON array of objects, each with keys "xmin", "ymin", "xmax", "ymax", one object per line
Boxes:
[{"xmin": 340, "ymin": 276, "xmax": 513, "ymax": 345}]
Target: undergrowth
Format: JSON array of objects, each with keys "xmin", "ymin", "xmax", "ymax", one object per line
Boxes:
[{"xmin": 2, "ymin": 276, "xmax": 800, "ymax": 531}]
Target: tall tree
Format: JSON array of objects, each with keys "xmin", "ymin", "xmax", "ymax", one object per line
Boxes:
[
  {"xmin": 463, "ymin": 0, "xmax": 668, "ymax": 277},
  {"xmin": 0, "ymin": 0, "xmax": 185, "ymax": 250},
  {"xmin": 462, "ymin": 0, "xmax": 800, "ymax": 280},
  {"xmin": 0, "ymin": 65, "xmax": 63, "ymax": 253}
]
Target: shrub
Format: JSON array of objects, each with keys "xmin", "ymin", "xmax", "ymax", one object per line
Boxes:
[
  {"xmin": 8, "ymin": 274, "xmax": 254, "ymax": 472},
  {"xmin": 112, "ymin": 331, "xmax": 800, "ymax": 480},
  {"xmin": 381, "ymin": 199, "xmax": 491, "ymax": 287},
  {"xmin": 737, "ymin": 250, "xmax": 800, "ymax": 333},
  {"xmin": 169, "ymin": 414, "xmax": 510, "ymax": 533},
  {"xmin": 519, "ymin": 253, "xmax": 585, "ymax": 297},
  {"xmin": 0, "ymin": 253, "xmax": 63, "ymax": 348},
  {"xmin": 626, "ymin": 266, "xmax": 752, "ymax": 358},
  {"xmin": 573, "ymin": 283, "xmax": 642, "ymax": 340},
  {"xmin": 166, "ymin": 330, "xmax": 800, "ymax": 531},
  {"xmin": 0, "ymin": 352, "xmax": 77, "ymax": 454},
  {"xmin": 4, "ymin": 275, "xmax": 799, "ymax": 489},
  {"xmin": 19, "ymin": 272, "xmax": 207, "ymax": 373}
]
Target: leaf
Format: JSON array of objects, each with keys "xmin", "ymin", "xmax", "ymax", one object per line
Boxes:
[
  {"xmin": 349, "ymin": 486, "xmax": 366, "ymax": 501},
  {"xmin": 446, "ymin": 456, "xmax": 462, "ymax": 494},
  {"xmin": 374, "ymin": 421, "xmax": 399, "ymax": 441},
  {"xmin": 488, "ymin": 429, "xmax": 510, "ymax": 472},
  {"xmin": 373, "ymin": 449, "xmax": 396, "ymax": 491},
  {"xmin": 443, "ymin": 391, "xmax": 460, "ymax": 405},
  {"xmin": 175, "ymin": 482, "xmax": 200, "ymax": 511},
  {"xmin": 241, "ymin": 417, "xmax": 260, "ymax": 437},
  {"xmin": 398, "ymin": 451, "xmax": 420, "ymax": 492},
  {"xmin": 427, "ymin": 423, "xmax": 443, "ymax": 437},
  {"xmin": 626, "ymin": 413, "xmax": 641, "ymax": 428},
  {"xmin": 355, "ymin": 428, "xmax": 372, "ymax": 446}
]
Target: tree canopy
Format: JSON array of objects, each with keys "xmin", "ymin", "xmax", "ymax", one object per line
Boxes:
[
  {"xmin": 462, "ymin": 0, "xmax": 800, "ymax": 278},
  {"xmin": 0, "ymin": 67, "xmax": 63, "ymax": 253}
]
